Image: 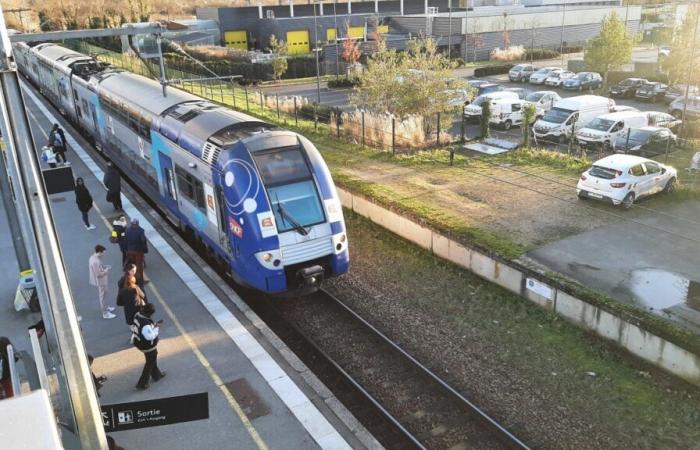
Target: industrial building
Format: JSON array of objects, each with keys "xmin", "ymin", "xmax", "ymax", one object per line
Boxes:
[{"xmin": 196, "ymin": 0, "xmax": 642, "ymax": 64}]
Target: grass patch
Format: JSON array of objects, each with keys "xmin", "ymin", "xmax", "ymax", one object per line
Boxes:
[
  {"xmin": 337, "ymin": 210, "xmax": 700, "ymax": 448},
  {"xmin": 489, "ymin": 147, "xmax": 592, "ymax": 176}
]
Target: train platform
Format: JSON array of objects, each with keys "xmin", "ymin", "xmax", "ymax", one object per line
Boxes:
[{"xmin": 0, "ymin": 81, "xmax": 379, "ymax": 449}]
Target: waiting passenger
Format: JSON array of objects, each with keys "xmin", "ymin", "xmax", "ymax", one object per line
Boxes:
[
  {"xmin": 103, "ymin": 163, "xmax": 123, "ymax": 211},
  {"xmin": 131, "ymin": 303, "xmax": 166, "ymax": 390},
  {"xmin": 0, "ymin": 336, "xmax": 16, "ymax": 399},
  {"xmin": 111, "ymin": 215, "xmax": 128, "ymax": 265},
  {"xmin": 49, "ymin": 123, "xmax": 67, "ymax": 164},
  {"xmin": 40, "ymin": 146, "xmax": 57, "ymax": 168},
  {"xmin": 74, "ymin": 177, "xmax": 96, "ymax": 230},
  {"xmin": 118, "ymin": 275, "xmax": 147, "ymax": 328},
  {"xmin": 125, "ymin": 218, "xmax": 148, "ymax": 283}
]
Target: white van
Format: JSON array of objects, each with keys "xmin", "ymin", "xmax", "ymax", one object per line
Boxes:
[
  {"xmin": 533, "ymin": 95, "xmax": 615, "ymax": 142},
  {"xmin": 489, "ymin": 99, "xmax": 536, "ymax": 130},
  {"xmin": 464, "ymin": 91, "xmax": 519, "ymax": 121},
  {"xmin": 575, "ymin": 111, "xmax": 649, "ymax": 149}
]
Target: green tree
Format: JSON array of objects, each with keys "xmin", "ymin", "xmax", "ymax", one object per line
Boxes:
[
  {"xmin": 521, "ymin": 103, "xmax": 537, "ymax": 147},
  {"xmin": 480, "ymin": 99, "xmax": 491, "ymax": 138},
  {"xmin": 661, "ymin": 5, "xmax": 700, "ymax": 86},
  {"xmin": 269, "ymin": 35, "xmax": 288, "ymax": 81},
  {"xmin": 584, "ymin": 12, "xmax": 636, "ymax": 89},
  {"xmin": 351, "ymin": 38, "xmax": 472, "ymax": 137}
]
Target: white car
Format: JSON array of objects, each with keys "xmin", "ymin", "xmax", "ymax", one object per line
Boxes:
[
  {"xmin": 528, "ymin": 67, "xmax": 559, "ymax": 85},
  {"xmin": 544, "ymin": 70, "xmax": 575, "ymax": 87},
  {"xmin": 524, "ymin": 91, "xmax": 561, "ymax": 114},
  {"xmin": 577, "ymin": 155, "xmax": 677, "ymax": 209}
]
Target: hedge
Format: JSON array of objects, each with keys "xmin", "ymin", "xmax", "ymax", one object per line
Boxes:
[
  {"xmin": 473, "ymin": 64, "xmax": 514, "ymax": 77},
  {"xmin": 327, "ymin": 78, "xmax": 359, "ymax": 88},
  {"xmin": 299, "ymin": 103, "xmax": 343, "ymax": 124},
  {"xmin": 524, "ymin": 48, "xmax": 560, "ymax": 60}
]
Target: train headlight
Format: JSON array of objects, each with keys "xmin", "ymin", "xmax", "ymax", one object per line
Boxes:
[
  {"xmin": 255, "ymin": 250, "xmax": 282, "ymax": 270},
  {"xmin": 332, "ymin": 233, "xmax": 348, "ymax": 254}
]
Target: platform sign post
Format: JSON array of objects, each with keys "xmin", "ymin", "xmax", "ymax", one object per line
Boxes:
[{"xmin": 0, "ymin": 7, "xmax": 108, "ymax": 450}]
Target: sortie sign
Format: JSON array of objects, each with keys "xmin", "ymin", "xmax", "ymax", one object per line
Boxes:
[{"xmin": 101, "ymin": 392, "xmax": 209, "ymax": 432}]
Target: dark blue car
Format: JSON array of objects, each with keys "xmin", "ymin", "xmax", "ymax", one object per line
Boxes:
[{"xmin": 563, "ymin": 72, "xmax": 603, "ymax": 91}]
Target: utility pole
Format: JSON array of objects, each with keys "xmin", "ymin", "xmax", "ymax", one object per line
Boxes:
[
  {"xmin": 680, "ymin": 2, "xmax": 700, "ymax": 138},
  {"xmin": 0, "ymin": 7, "xmax": 108, "ymax": 450},
  {"xmin": 448, "ymin": 0, "xmax": 452, "ymax": 60},
  {"xmin": 313, "ymin": 0, "xmax": 321, "ymax": 104},
  {"xmin": 333, "ymin": 0, "xmax": 339, "ymax": 78},
  {"xmin": 560, "ymin": 1, "xmax": 567, "ymax": 68}
]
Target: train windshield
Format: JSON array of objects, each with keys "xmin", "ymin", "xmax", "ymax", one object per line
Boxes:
[{"xmin": 254, "ymin": 148, "xmax": 325, "ymax": 234}]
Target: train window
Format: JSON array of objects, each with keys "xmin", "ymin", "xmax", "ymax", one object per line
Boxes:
[
  {"xmin": 253, "ymin": 148, "xmax": 311, "ymax": 186},
  {"xmin": 267, "ymin": 180, "xmax": 325, "ymax": 233},
  {"xmin": 175, "ymin": 165, "xmax": 206, "ymax": 209}
]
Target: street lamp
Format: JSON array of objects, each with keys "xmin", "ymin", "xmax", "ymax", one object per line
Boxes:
[
  {"xmin": 333, "ymin": 0, "xmax": 339, "ymax": 79},
  {"xmin": 313, "ymin": 0, "xmax": 322, "ymax": 104},
  {"xmin": 560, "ymin": 1, "xmax": 566, "ymax": 67}
]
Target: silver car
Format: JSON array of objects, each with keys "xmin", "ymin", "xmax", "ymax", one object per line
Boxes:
[{"xmin": 509, "ymin": 64, "xmax": 536, "ymax": 82}]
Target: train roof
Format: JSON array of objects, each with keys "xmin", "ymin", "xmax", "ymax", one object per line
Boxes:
[
  {"xmin": 157, "ymin": 101, "xmax": 273, "ymax": 163},
  {"xmin": 34, "ymin": 43, "xmax": 92, "ymax": 70},
  {"xmin": 95, "ymin": 70, "xmax": 199, "ymax": 116}
]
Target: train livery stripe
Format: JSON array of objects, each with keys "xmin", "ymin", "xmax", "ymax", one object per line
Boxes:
[{"xmin": 22, "ymin": 82, "xmax": 352, "ymax": 450}]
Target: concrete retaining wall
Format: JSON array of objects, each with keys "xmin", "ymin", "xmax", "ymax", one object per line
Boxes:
[{"xmin": 338, "ymin": 187, "xmax": 700, "ymax": 385}]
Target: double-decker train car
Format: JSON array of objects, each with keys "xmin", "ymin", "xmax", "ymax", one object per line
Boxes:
[{"xmin": 14, "ymin": 42, "xmax": 349, "ymax": 295}]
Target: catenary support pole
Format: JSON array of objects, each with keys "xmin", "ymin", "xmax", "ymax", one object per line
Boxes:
[{"xmin": 0, "ymin": 7, "xmax": 107, "ymax": 449}]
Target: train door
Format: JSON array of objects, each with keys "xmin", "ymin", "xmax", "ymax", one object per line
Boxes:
[
  {"xmin": 158, "ymin": 152, "xmax": 179, "ymax": 214},
  {"xmin": 215, "ymin": 186, "xmax": 232, "ymax": 257}
]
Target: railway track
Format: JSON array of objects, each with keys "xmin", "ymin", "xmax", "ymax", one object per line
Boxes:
[
  {"xmin": 29, "ymin": 77, "xmax": 530, "ymax": 449},
  {"xmin": 255, "ymin": 289, "xmax": 530, "ymax": 450}
]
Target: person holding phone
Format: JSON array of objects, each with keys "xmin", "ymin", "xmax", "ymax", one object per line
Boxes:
[
  {"xmin": 89, "ymin": 245, "xmax": 115, "ymax": 319},
  {"xmin": 131, "ymin": 303, "xmax": 166, "ymax": 390}
]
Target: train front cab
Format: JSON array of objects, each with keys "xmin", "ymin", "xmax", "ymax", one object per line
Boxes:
[{"xmin": 223, "ymin": 130, "xmax": 349, "ymax": 296}]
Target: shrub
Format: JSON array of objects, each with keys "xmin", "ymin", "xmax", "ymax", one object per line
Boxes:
[
  {"xmin": 473, "ymin": 64, "xmax": 514, "ymax": 77},
  {"xmin": 328, "ymin": 78, "xmax": 359, "ymax": 88},
  {"xmin": 524, "ymin": 48, "xmax": 560, "ymax": 60},
  {"xmin": 299, "ymin": 103, "xmax": 343, "ymax": 124},
  {"xmin": 679, "ymin": 120, "xmax": 700, "ymax": 139},
  {"xmin": 490, "ymin": 46, "xmax": 525, "ymax": 62},
  {"xmin": 561, "ymin": 46, "xmax": 583, "ymax": 54},
  {"xmin": 453, "ymin": 57, "xmax": 466, "ymax": 67}
]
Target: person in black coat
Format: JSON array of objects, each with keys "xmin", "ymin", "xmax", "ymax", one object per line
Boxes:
[
  {"xmin": 125, "ymin": 218, "xmax": 148, "ymax": 281},
  {"xmin": 74, "ymin": 177, "xmax": 95, "ymax": 230},
  {"xmin": 117, "ymin": 275, "xmax": 146, "ymax": 327},
  {"xmin": 103, "ymin": 163, "xmax": 122, "ymax": 210}
]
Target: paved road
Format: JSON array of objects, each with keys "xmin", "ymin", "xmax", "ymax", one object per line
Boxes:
[{"xmin": 527, "ymin": 200, "xmax": 700, "ymax": 333}]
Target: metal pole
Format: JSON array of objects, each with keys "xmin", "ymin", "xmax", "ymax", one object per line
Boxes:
[
  {"xmin": 362, "ymin": 111, "xmax": 365, "ymax": 147},
  {"xmin": 260, "ymin": 91, "xmax": 264, "ymax": 111},
  {"xmin": 336, "ymin": 113, "xmax": 341, "ymax": 137},
  {"xmin": 294, "ymin": 97, "xmax": 298, "ymax": 125},
  {"xmin": 437, "ymin": 112, "xmax": 441, "ymax": 146},
  {"xmin": 313, "ymin": 2, "xmax": 322, "ymax": 104},
  {"xmin": 232, "ymin": 82, "xmax": 237, "ymax": 108},
  {"xmin": 392, "ymin": 117, "xmax": 396, "ymax": 155},
  {"xmin": 0, "ymin": 139, "xmax": 30, "ymax": 271},
  {"xmin": 448, "ymin": 1, "xmax": 452, "ymax": 60},
  {"xmin": 680, "ymin": 4, "xmax": 700, "ymax": 138},
  {"xmin": 156, "ymin": 34, "xmax": 167, "ymax": 97},
  {"xmin": 560, "ymin": 2, "xmax": 566, "ymax": 68},
  {"xmin": 245, "ymin": 85, "xmax": 250, "ymax": 110},
  {"xmin": 0, "ymin": 9, "xmax": 107, "ymax": 449},
  {"xmin": 664, "ymin": 135, "xmax": 672, "ymax": 163},
  {"xmin": 334, "ymin": 0, "xmax": 340, "ymax": 79},
  {"xmin": 276, "ymin": 94, "xmax": 280, "ymax": 120}
]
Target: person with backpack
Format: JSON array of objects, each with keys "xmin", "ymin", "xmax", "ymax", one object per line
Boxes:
[
  {"xmin": 111, "ymin": 215, "xmax": 128, "ymax": 265},
  {"xmin": 103, "ymin": 163, "xmax": 123, "ymax": 211},
  {"xmin": 131, "ymin": 303, "xmax": 166, "ymax": 390},
  {"xmin": 48, "ymin": 123, "xmax": 68, "ymax": 164},
  {"xmin": 40, "ymin": 146, "xmax": 57, "ymax": 168},
  {"xmin": 125, "ymin": 218, "xmax": 148, "ymax": 282},
  {"xmin": 75, "ymin": 177, "xmax": 96, "ymax": 230}
]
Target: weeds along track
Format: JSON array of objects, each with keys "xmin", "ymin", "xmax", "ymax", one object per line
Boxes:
[{"xmin": 257, "ymin": 289, "xmax": 530, "ymax": 450}]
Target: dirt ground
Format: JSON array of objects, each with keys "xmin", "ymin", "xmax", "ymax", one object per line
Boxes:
[
  {"xmin": 326, "ymin": 212, "xmax": 700, "ymax": 450},
  {"xmin": 326, "ymin": 148, "xmax": 615, "ymax": 251}
]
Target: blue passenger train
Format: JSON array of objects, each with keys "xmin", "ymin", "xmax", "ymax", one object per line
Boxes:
[{"xmin": 14, "ymin": 42, "xmax": 349, "ymax": 295}]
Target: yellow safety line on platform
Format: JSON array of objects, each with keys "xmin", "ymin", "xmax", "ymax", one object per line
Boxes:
[{"xmin": 26, "ymin": 104, "xmax": 269, "ymax": 450}]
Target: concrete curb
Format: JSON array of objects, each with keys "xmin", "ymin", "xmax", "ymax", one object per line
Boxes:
[{"xmin": 338, "ymin": 187, "xmax": 700, "ymax": 386}]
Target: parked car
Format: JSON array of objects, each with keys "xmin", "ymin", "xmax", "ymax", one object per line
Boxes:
[
  {"xmin": 563, "ymin": 72, "xmax": 603, "ymax": 91},
  {"xmin": 613, "ymin": 126, "xmax": 677, "ymax": 156},
  {"xmin": 464, "ymin": 91, "xmax": 519, "ymax": 121},
  {"xmin": 544, "ymin": 70, "xmax": 575, "ymax": 87},
  {"xmin": 524, "ymin": 91, "xmax": 561, "ymax": 114},
  {"xmin": 659, "ymin": 46, "xmax": 672, "ymax": 57},
  {"xmin": 635, "ymin": 82, "xmax": 668, "ymax": 102},
  {"xmin": 576, "ymin": 155, "xmax": 677, "ymax": 209},
  {"xmin": 575, "ymin": 111, "xmax": 649, "ymax": 149},
  {"xmin": 446, "ymin": 89, "xmax": 470, "ymax": 107},
  {"xmin": 503, "ymin": 87, "xmax": 531, "ymax": 99},
  {"xmin": 509, "ymin": 63, "xmax": 536, "ymax": 82},
  {"xmin": 668, "ymin": 95, "xmax": 700, "ymax": 120},
  {"xmin": 533, "ymin": 95, "xmax": 615, "ymax": 142},
  {"xmin": 468, "ymin": 80, "xmax": 505, "ymax": 96},
  {"xmin": 647, "ymin": 111, "xmax": 682, "ymax": 132},
  {"xmin": 611, "ymin": 105, "xmax": 639, "ymax": 112},
  {"xmin": 488, "ymin": 98, "xmax": 539, "ymax": 129},
  {"xmin": 528, "ymin": 67, "xmax": 559, "ymax": 85},
  {"xmin": 608, "ymin": 78, "xmax": 648, "ymax": 98},
  {"xmin": 664, "ymin": 84, "xmax": 699, "ymax": 104}
]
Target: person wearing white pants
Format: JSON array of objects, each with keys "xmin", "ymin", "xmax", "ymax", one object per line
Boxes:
[{"xmin": 89, "ymin": 245, "xmax": 115, "ymax": 319}]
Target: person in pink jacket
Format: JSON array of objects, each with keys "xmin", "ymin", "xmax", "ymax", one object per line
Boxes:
[{"xmin": 89, "ymin": 245, "xmax": 115, "ymax": 319}]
